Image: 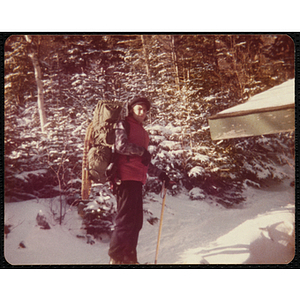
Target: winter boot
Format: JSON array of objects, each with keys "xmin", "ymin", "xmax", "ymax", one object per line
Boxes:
[
  {"xmin": 109, "ymin": 257, "xmax": 139, "ymax": 265},
  {"xmin": 109, "ymin": 257, "xmax": 122, "ymax": 264},
  {"xmin": 122, "ymin": 255, "xmax": 139, "ymax": 265}
]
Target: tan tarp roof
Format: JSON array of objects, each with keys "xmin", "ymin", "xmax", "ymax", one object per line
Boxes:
[{"xmin": 208, "ymin": 79, "xmax": 295, "ymax": 140}]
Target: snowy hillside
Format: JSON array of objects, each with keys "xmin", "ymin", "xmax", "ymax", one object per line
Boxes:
[{"xmin": 4, "ymin": 164, "xmax": 294, "ymax": 266}]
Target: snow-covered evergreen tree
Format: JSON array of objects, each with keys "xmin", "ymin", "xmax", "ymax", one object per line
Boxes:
[{"xmin": 4, "ymin": 34, "xmax": 295, "ymax": 209}]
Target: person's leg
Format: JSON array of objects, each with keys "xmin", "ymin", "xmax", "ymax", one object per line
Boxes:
[{"xmin": 108, "ymin": 181, "xmax": 143, "ymax": 263}]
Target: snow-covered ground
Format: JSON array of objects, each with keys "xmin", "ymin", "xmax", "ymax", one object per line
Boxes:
[{"xmin": 4, "ymin": 164, "xmax": 294, "ymax": 266}]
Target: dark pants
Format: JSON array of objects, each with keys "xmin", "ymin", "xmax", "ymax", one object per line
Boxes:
[{"xmin": 108, "ymin": 181, "xmax": 143, "ymax": 263}]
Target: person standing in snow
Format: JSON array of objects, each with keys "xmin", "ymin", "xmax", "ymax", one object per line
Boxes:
[{"xmin": 108, "ymin": 96, "xmax": 170, "ymax": 265}]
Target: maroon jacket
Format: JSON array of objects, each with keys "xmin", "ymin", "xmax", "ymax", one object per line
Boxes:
[{"xmin": 115, "ymin": 115, "xmax": 161, "ymax": 184}]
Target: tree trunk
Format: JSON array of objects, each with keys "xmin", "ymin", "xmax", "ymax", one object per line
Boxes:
[
  {"xmin": 171, "ymin": 35, "xmax": 180, "ymax": 91},
  {"xmin": 141, "ymin": 35, "xmax": 151, "ymax": 79},
  {"xmin": 230, "ymin": 35, "xmax": 244, "ymax": 100},
  {"xmin": 25, "ymin": 35, "xmax": 47, "ymax": 133}
]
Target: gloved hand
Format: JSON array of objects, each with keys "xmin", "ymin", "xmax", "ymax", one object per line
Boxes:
[
  {"xmin": 141, "ymin": 149, "xmax": 151, "ymax": 166},
  {"xmin": 159, "ymin": 172, "xmax": 170, "ymax": 188}
]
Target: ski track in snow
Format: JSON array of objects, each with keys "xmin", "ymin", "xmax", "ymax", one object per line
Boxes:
[{"xmin": 4, "ymin": 166, "xmax": 295, "ymax": 266}]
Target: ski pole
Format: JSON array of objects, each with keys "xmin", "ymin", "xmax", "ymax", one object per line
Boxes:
[{"xmin": 155, "ymin": 181, "xmax": 167, "ymax": 264}]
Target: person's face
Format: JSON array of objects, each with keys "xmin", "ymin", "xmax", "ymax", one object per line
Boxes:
[{"xmin": 132, "ymin": 103, "xmax": 148, "ymax": 123}]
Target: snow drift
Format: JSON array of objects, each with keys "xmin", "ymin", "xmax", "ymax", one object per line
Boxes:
[{"xmin": 4, "ymin": 164, "xmax": 294, "ymax": 266}]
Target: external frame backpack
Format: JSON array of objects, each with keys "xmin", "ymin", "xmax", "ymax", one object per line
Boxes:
[{"xmin": 81, "ymin": 100, "xmax": 127, "ymax": 200}]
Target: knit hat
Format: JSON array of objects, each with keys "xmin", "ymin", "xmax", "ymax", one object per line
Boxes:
[{"xmin": 128, "ymin": 96, "xmax": 151, "ymax": 111}]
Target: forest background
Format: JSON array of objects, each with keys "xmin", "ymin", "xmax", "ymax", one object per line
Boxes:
[{"xmin": 4, "ymin": 34, "xmax": 295, "ymax": 215}]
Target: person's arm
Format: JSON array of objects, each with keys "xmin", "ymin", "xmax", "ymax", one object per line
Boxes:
[
  {"xmin": 148, "ymin": 163, "xmax": 162, "ymax": 177},
  {"xmin": 115, "ymin": 121, "xmax": 144, "ymax": 156},
  {"xmin": 115, "ymin": 120, "xmax": 170, "ymax": 185},
  {"xmin": 148, "ymin": 163, "xmax": 170, "ymax": 187}
]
